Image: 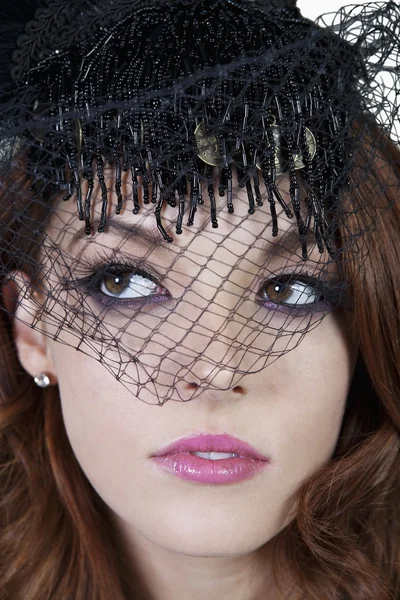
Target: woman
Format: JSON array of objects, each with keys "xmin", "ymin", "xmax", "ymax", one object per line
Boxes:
[{"xmin": 0, "ymin": 0, "xmax": 399, "ymax": 598}]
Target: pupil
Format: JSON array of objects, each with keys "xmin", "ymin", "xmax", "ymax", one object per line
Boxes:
[
  {"xmin": 104, "ymin": 272, "xmax": 128, "ymax": 295},
  {"xmin": 265, "ymin": 280, "xmax": 291, "ymax": 302}
]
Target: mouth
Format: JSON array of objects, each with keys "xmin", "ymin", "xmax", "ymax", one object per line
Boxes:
[
  {"xmin": 150, "ymin": 434, "xmax": 271, "ymax": 485},
  {"xmin": 151, "ymin": 432, "xmax": 270, "ymax": 462}
]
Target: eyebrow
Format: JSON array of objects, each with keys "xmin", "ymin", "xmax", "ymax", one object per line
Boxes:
[
  {"xmin": 67, "ymin": 204, "xmax": 213, "ymax": 251},
  {"xmin": 259, "ymin": 228, "xmax": 321, "ymax": 262},
  {"xmin": 68, "ymin": 214, "xmax": 320, "ymax": 260},
  {"xmin": 68, "ymin": 217, "xmax": 170, "ymax": 251}
]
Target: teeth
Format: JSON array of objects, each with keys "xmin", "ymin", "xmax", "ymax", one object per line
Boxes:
[{"xmin": 190, "ymin": 451, "xmax": 241, "ymax": 460}]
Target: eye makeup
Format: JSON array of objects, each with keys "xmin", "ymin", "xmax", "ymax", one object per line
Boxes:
[
  {"xmin": 255, "ymin": 271, "xmax": 351, "ymax": 316},
  {"xmin": 62, "ymin": 252, "xmax": 352, "ymax": 317}
]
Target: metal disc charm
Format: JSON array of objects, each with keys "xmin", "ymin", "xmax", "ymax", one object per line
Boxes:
[
  {"xmin": 256, "ymin": 126, "xmax": 317, "ymax": 174},
  {"xmin": 195, "ymin": 122, "xmax": 224, "ymax": 167},
  {"xmin": 293, "ymin": 127, "xmax": 317, "ymax": 169},
  {"xmin": 256, "ymin": 125, "xmax": 283, "ymax": 174},
  {"xmin": 72, "ymin": 118, "xmax": 83, "ymax": 156}
]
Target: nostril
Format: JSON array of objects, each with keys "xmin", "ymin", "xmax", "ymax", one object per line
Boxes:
[
  {"xmin": 233, "ymin": 386, "xmax": 245, "ymax": 394},
  {"xmin": 186, "ymin": 382, "xmax": 199, "ymax": 390},
  {"xmin": 184, "ymin": 382, "xmax": 245, "ymax": 393}
]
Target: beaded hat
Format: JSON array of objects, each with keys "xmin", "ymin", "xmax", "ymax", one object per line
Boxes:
[{"xmin": 0, "ymin": 0, "xmax": 399, "ymax": 404}]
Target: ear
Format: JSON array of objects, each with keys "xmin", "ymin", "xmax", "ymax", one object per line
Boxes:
[{"xmin": 2, "ymin": 271, "xmax": 58, "ymax": 385}]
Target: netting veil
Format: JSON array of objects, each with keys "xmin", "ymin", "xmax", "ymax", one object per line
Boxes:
[{"xmin": 0, "ymin": 0, "xmax": 399, "ymax": 404}]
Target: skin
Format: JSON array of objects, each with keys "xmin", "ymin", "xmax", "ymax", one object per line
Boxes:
[{"xmin": 9, "ymin": 170, "xmax": 358, "ymax": 599}]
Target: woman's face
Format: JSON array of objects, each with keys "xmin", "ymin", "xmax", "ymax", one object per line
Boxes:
[{"xmin": 15, "ymin": 170, "xmax": 357, "ymax": 573}]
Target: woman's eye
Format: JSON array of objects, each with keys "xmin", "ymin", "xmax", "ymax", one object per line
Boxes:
[
  {"xmin": 257, "ymin": 277, "xmax": 323, "ymax": 307},
  {"xmin": 99, "ymin": 268, "xmax": 165, "ymax": 299}
]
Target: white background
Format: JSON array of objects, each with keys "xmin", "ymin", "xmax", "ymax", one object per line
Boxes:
[
  {"xmin": 297, "ymin": 0, "xmax": 387, "ymax": 22},
  {"xmin": 297, "ymin": 0, "xmax": 398, "ymax": 141}
]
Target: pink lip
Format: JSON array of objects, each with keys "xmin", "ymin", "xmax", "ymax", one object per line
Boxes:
[
  {"xmin": 150, "ymin": 434, "xmax": 271, "ymax": 485},
  {"xmin": 152, "ymin": 433, "xmax": 270, "ymax": 461}
]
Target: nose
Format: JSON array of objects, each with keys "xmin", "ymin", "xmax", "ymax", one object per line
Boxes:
[
  {"xmin": 150, "ymin": 263, "xmax": 267, "ymax": 400},
  {"xmin": 178, "ymin": 345, "xmax": 242, "ymax": 388},
  {"xmin": 170, "ymin": 294, "xmax": 254, "ymax": 392},
  {"xmin": 174, "ymin": 357, "xmax": 248, "ymax": 402}
]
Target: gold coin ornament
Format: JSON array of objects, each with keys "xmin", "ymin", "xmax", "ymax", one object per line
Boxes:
[
  {"xmin": 72, "ymin": 118, "xmax": 83, "ymax": 156},
  {"xmin": 195, "ymin": 122, "xmax": 225, "ymax": 167},
  {"xmin": 294, "ymin": 127, "xmax": 317, "ymax": 169},
  {"xmin": 256, "ymin": 126, "xmax": 317, "ymax": 174},
  {"xmin": 140, "ymin": 119, "xmax": 145, "ymax": 147},
  {"xmin": 194, "ymin": 120, "xmax": 316, "ymax": 173},
  {"xmin": 256, "ymin": 125, "xmax": 283, "ymax": 174}
]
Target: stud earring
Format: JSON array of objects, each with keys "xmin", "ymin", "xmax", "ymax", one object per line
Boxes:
[{"xmin": 33, "ymin": 373, "xmax": 50, "ymax": 388}]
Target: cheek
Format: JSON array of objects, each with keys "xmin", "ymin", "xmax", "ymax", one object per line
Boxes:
[
  {"xmin": 270, "ymin": 314, "xmax": 354, "ymax": 487},
  {"xmin": 49, "ymin": 344, "xmax": 161, "ymax": 506}
]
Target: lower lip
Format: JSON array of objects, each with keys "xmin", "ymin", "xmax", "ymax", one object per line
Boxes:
[{"xmin": 151, "ymin": 452, "xmax": 270, "ymax": 484}]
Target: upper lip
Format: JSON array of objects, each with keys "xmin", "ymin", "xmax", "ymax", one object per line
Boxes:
[{"xmin": 151, "ymin": 433, "xmax": 270, "ymax": 461}]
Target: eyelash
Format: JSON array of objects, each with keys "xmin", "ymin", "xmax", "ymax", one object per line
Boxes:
[
  {"xmin": 68, "ymin": 254, "xmax": 348, "ymax": 315},
  {"xmin": 256, "ymin": 273, "xmax": 345, "ymax": 316}
]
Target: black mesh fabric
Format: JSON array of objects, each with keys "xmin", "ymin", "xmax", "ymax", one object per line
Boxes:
[{"xmin": 0, "ymin": 0, "xmax": 398, "ymax": 404}]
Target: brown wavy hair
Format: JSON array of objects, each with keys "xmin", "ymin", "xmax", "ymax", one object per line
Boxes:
[{"xmin": 0, "ymin": 120, "xmax": 399, "ymax": 600}]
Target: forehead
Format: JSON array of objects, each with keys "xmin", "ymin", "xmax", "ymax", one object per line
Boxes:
[{"xmin": 46, "ymin": 168, "xmax": 326, "ymax": 265}]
